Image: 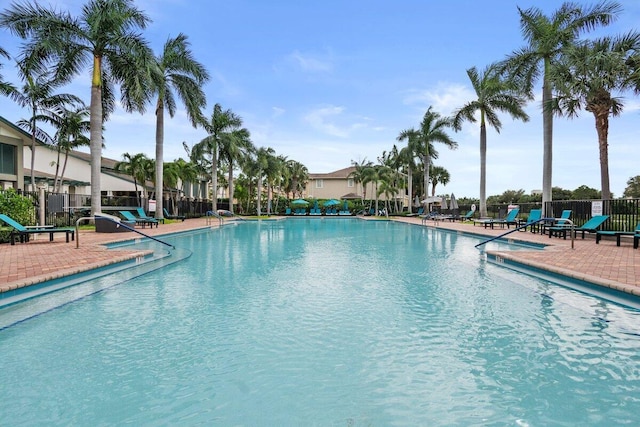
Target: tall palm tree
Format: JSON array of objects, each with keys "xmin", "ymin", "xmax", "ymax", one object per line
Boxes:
[
  {"xmin": 452, "ymin": 64, "xmax": 529, "ymax": 217},
  {"xmin": 7, "ymin": 62, "xmax": 80, "ymax": 191},
  {"xmin": 501, "ymin": 1, "xmax": 621, "ymax": 214},
  {"xmin": 1, "ymin": 0, "xmax": 153, "ymax": 215},
  {"xmin": 191, "ymin": 104, "xmax": 242, "ymax": 211},
  {"xmin": 220, "ymin": 126, "xmax": 253, "ymax": 215},
  {"xmin": 399, "ymin": 107, "xmax": 457, "ymax": 208},
  {"xmin": 148, "ymin": 33, "xmax": 209, "ymax": 219},
  {"xmin": 552, "ymin": 33, "xmax": 640, "ymax": 200},
  {"xmin": 52, "ymin": 106, "xmax": 90, "ymax": 193}
]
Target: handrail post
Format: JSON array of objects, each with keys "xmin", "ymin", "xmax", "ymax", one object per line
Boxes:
[{"xmin": 75, "ymin": 216, "xmax": 95, "ymax": 249}]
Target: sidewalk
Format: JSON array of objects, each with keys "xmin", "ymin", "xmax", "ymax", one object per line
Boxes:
[{"xmin": 1, "ymin": 216, "xmax": 638, "ymax": 297}]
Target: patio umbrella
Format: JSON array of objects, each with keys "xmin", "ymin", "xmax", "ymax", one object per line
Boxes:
[
  {"xmin": 313, "ymin": 200, "xmax": 319, "ymax": 210},
  {"xmin": 291, "ymin": 199, "xmax": 308, "ymax": 205},
  {"xmin": 441, "ymin": 197, "xmax": 448, "ymax": 210},
  {"xmin": 450, "ymin": 193, "xmax": 459, "ymax": 210},
  {"xmin": 421, "ymin": 196, "xmax": 442, "ymax": 204},
  {"xmin": 343, "ymin": 200, "xmax": 349, "ymax": 211},
  {"xmin": 324, "ymin": 199, "xmax": 340, "ymax": 207},
  {"xmin": 341, "ymin": 193, "xmax": 361, "ymax": 200},
  {"xmin": 413, "ymin": 196, "xmax": 420, "ymax": 207}
]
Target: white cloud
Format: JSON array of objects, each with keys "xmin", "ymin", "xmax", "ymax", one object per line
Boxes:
[{"xmin": 287, "ymin": 50, "xmax": 334, "ymax": 73}]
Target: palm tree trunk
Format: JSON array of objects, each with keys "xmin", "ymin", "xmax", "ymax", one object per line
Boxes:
[
  {"xmin": 89, "ymin": 59, "xmax": 103, "ymax": 215},
  {"xmin": 594, "ymin": 110, "xmax": 611, "ymax": 200},
  {"xmin": 211, "ymin": 143, "xmax": 218, "ymax": 211},
  {"xmin": 228, "ymin": 160, "xmax": 234, "ymax": 214},
  {"xmin": 407, "ymin": 167, "xmax": 413, "ymax": 214},
  {"xmin": 479, "ymin": 121, "xmax": 488, "ymax": 217},
  {"xmin": 29, "ymin": 114, "xmax": 36, "ymax": 193},
  {"xmin": 59, "ymin": 151, "xmax": 71, "ymax": 193},
  {"xmin": 542, "ymin": 61, "xmax": 554, "ymax": 217},
  {"xmin": 155, "ymin": 101, "xmax": 164, "ymax": 219},
  {"xmin": 257, "ymin": 174, "xmax": 263, "ymax": 216},
  {"xmin": 53, "ymin": 146, "xmax": 62, "ymax": 193}
]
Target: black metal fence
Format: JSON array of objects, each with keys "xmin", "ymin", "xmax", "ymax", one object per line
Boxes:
[
  {"xmin": 1, "ymin": 190, "xmax": 215, "ymax": 227},
  {"xmin": 2, "ymin": 189, "xmax": 639, "ymax": 231}
]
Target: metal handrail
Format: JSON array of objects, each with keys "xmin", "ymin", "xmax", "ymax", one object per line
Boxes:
[
  {"xmin": 76, "ymin": 215, "xmax": 175, "ymax": 249},
  {"xmin": 475, "ymin": 217, "xmax": 575, "ymax": 249},
  {"xmin": 205, "ymin": 210, "xmax": 224, "ymax": 226}
]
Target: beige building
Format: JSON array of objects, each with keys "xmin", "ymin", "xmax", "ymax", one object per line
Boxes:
[
  {"xmin": 305, "ymin": 166, "xmax": 407, "ymax": 206},
  {"xmin": 0, "ymin": 116, "xmax": 26, "ymax": 190}
]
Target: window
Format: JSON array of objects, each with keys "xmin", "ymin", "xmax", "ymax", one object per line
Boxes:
[
  {"xmin": 315, "ymin": 179, "xmax": 323, "ymax": 189},
  {"xmin": 347, "ymin": 178, "xmax": 354, "ymax": 188},
  {"xmin": 0, "ymin": 143, "xmax": 16, "ymax": 175}
]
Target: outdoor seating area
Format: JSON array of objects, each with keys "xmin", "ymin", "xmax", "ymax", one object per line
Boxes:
[
  {"xmin": 596, "ymin": 221, "xmax": 640, "ymax": 247},
  {"xmin": 0, "ymin": 214, "xmax": 75, "ymax": 245},
  {"xmin": 119, "ymin": 210, "xmax": 160, "ymax": 228},
  {"xmin": 548, "ymin": 215, "xmax": 609, "ymax": 240}
]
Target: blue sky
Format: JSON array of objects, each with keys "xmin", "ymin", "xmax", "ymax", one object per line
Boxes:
[{"xmin": 1, "ymin": 0, "xmax": 639, "ymax": 198}]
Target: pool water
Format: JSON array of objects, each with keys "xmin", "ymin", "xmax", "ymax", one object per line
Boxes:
[{"xmin": 1, "ymin": 219, "xmax": 640, "ymax": 425}]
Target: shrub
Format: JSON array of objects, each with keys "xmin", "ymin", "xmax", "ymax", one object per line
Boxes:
[{"xmin": 0, "ymin": 189, "xmax": 35, "ymax": 243}]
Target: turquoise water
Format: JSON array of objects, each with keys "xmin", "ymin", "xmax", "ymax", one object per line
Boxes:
[{"xmin": 1, "ymin": 219, "xmax": 640, "ymax": 425}]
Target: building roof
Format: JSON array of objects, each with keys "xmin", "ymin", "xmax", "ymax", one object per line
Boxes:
[{"xmin": 308, "ymin": 166, "xmax": 355, "ymax": 179}]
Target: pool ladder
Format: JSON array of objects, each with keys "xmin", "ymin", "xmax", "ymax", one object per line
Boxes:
[
  {"xmin": 475, "ymin": 218, "xmax": 575, "ymax": 249},
  {"xmin": 205, "ymin": 210, "xmax": 224, "ymax": 226}
]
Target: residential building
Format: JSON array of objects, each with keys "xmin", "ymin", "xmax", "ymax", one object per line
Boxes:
[
  {"xmin": 305, "ymin": 166, "xmax": 407, "ymax": 206},
  {"xmin": 0, "ymin": 116, "xmax": 25, "ymax": 190}
]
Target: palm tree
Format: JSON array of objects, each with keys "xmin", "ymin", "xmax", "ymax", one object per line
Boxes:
[
  {"xmin": 349, "ymin": 158, "xmax": 373, "ymax": 202},
  {"xmin": 162, "ymin": 161, "xmax": 180, "ymax": 213},
  {"xmin": 1, "ymin": 0, "xmax": 154, "ymax": 215},
  {"xmin": 254, "ymin": 147, "xmax": 275, "ymax": 216},
  {"xmin": 52, "ymin": 106, "xmax": 90, "ymax": 193},
  {"xmin": 114, "ymin": 153, "xmax": 151, "ymax": 206},
  {"xmin": 501, "ymin": 1, "xmax": 621, "ymax": 214},
  {"xmin": 552, "ymin": 33, "xmax": 640, "ymax": 200},
  {"xmin": 285, "ymin": 160, "xmax": 309, "ymax": 199},
  {"xmin": 7, "ymin": 62, "xmax": 80, "ymax": 191},
  {"xmin": 0, "ymin": 47, "xmax": 15, "ymax": 96},
  {"xmin": 429, "ymin": 165, "xmax": 450, "ymax": 197},
  {"xmin": 452, "ymin": 64, "xmax": 529, "ymax": 217},
  {"xmin": 263, "ymin": 151, "xmax": 284, "ymax": 215},
  {"xmin": 191, "ymin": 104, "xmax": 243, "ymax": 211},
  {"xmin": 148, "ymin": 33, "xmax": 209, "ymax": 219},
  {"xmin": 397, "ymin": 132, "xmax": 420, "ymax": 213},
  {"xmin": 172, "ymin": 157, "xmax": 199, "ymax": 212},
  {"xmin": 399, "ymin": 107, "xmax": 457, "ymax": 209}
]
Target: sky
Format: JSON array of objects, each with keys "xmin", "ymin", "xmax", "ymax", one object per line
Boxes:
[{"xmin": 1, "ymin": 0, "xmax": 639, "ymax": 199}]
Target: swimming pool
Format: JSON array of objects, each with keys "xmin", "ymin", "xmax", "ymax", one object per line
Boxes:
[{"xmin": 1, "ymin": 219, "xmax": 639, "ymax": 425}]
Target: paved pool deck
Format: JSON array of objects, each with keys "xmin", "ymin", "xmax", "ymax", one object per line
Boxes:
[{"xmin": 1, "ymin": 216, "xmax": 638, "ymax": 297}]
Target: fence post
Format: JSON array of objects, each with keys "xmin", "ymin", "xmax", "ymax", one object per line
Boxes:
[{"xmin": 38, "ymin": 185, "xmax": 46, "ymax": 226}]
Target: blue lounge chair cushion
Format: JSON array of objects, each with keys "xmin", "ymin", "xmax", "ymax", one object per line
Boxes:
[
  {"xmin": 549, "ymin": 215, "xmax": 609, "ymax": 239},
  {"xmin": 0, "ymin": 213, "xmax": 75, "ymax": 245}
]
